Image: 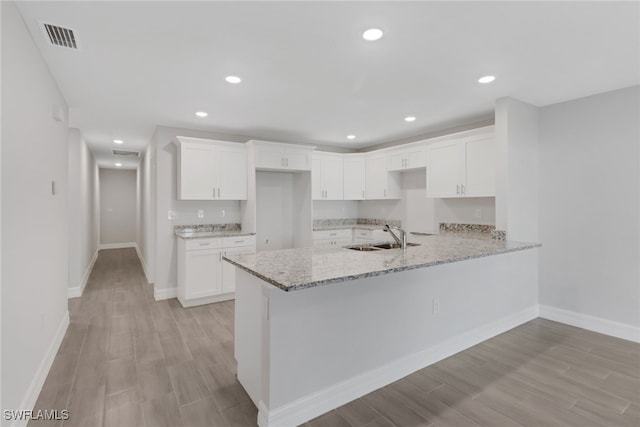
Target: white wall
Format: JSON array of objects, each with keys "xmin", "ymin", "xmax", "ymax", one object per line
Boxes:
[
  {"xmin": 68, "ymin": 129, "xmax": 99, "ymax": 296},
  {"xmin": 539, "ymin": 86, "xmax": 640, "ymax": 330},
  {"xmin": 312, "ymin": 201, "xmax": 358, "ymax": 220},
  {"xmin": 256, "ymin": 172, "xmax": 294, "ymax": 251},
  {"xmin": 495, "ymin": 97, "xmax": 540, "ymax": 242},
  {"xmin": 136, "ymin": 145, "xmax": 155, "ymax": 283},
  {"xmin": 99, "ymin": 168, "xmax": 137, "ymax": 245},
  {"xmin": 1, "ymin": 2, "xmax": 70, "ymax": 422}
]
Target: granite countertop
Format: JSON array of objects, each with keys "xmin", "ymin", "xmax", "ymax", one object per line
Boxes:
[{"xmin": 224, "ymin": 234, "xmax": 540, "ymax": 292}]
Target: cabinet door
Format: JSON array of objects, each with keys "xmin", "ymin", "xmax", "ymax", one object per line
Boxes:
[
  {"xmin": 322, "ymin": 157, "xmax": 344, "ymax": 200},
  {"xmin": 311, "ymin": 157, "xmax": 323, "ymax": 200},
  {"xmin": 406, "ymin": 146, "xmax": 426, "ymax": 169},
  {"xmin": 464, "ymin": 136, "xmax": 495, "ymax": 197},
  {"xmin": 222, "ymin": 246, "xmax": 256, "ymax": 293},
  {"xmin": 179, "ymin": 143, "xmax": 217, "ymax": 200},
  {"xmin": 255, "ymin": 146, "xmax": 285, "ymax": 169},
  {"xmin": 184, "ymin": 249, "xmax": 222, "ymax": 299},
  {"xmin": 219, "ymin": 148, "xmax": 248, "ymax": 200},
  {"xmin": 365, "ymin": 155, "xmax": 388, "ymax": 199},
  {"xmin": 426, "ymin": 141, "xmax": 461, "ymax": 198},
  {"xmin": 284, "ymin": 149, "xmax": 310, "ymax": 171},
  {"xmin": 343, "ymin": 157, "xmax": 366, "ymax": 200},
  {"xmin": 387, "ymin": 151, "xmax": 406, "ymax": 171}
]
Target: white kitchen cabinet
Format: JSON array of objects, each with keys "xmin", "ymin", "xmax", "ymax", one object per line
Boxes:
[
  {"xmin": 221, "ymin": 235, "xmax": 257, "ymax": 294},
  {"xmin": 365, "ymin": 154, "xmax": 401, "ymax": 199},
  {"xmin": 312, "ymin": 153, "xmax": 344, "ymax": 200},
  {"xmin": 177, "ymin": 235, "xmax": 256, "ymax": 307},
  {"xmin": 252, "ymin": 141, "xmax": 314, "ymax": 171},
  {"xmin": 313, "ymin": 229, "xmax": 352, "ymax": 247},
  {"xmin": 426, "ymin": 134, "xmax": 495, "ymax": 198},
  {"xmin": 343, "ymin": 156, "xmax": 366, "ymax": 200},
  {"xmin": 176, "ymin": 137, "xmax": 247, "ymax": 200},
  {"xmin": 353, "ymin": 228, "xmax": 388, "ymax": 243},
  {"xmin": 387, "ymin": 144, "xmax": 426, "ymax": 171}
]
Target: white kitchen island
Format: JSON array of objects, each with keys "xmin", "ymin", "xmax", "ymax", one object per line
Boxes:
[{"xmin": 224, "ymin": 233, "xmax": 540, "ymax": 427}]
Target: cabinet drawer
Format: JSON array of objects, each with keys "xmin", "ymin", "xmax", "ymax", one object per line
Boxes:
[
  {"xmin": 313, "ymin": 229, "xmax": 352, "ymax": 240},
  {"xmin": 354, "ymin": 229, "xmax": 374, "ymax": 239},
  {"xmin": 222, "ymin": 235, "xmax": 256, "ymax": 248},
  {"xmin": 185, "ymin": 238, "xmax": 223, "ymax": 251}
]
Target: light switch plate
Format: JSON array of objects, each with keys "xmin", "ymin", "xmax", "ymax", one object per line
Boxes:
[{"xmin": 197, "ymin": 210, "xmax": 204, "ymax": 218}]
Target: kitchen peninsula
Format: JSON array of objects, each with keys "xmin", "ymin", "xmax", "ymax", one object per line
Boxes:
[{"xmin": 224, "ymin": 232, "xmax": 540, "ymax": 427}]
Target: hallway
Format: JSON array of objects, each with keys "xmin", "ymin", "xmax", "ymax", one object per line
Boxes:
[{"xmin": 29, "ymin": 248, "xmax": 256, "ymax": 427}]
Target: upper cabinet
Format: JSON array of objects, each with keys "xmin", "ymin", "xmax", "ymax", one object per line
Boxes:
[
  {"xmin": 387, "ymin": 144, "xmax": 426, "ymax": 171},
  {"xmin": 365, "ymin": 153, "xmax": 401, "ymax": 199},
  {"xmin": 176, "ymin": 137, "xmax": 247, "ymax": 200},
  {"xmin": 426, "ymin": 132, "xmax": 496, "ymax": 198},
  {"xmin": 312, "ymin": 153, "xmax": 344, "ymax": 200},
  {"xmin": 343, "ymin": 155, "xmax": 366, "ymax": 200},
  {"xmin": 252, "ymin": 140, "xmax": 314, "ymax": 171}
]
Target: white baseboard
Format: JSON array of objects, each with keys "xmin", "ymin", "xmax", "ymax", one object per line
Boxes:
[
  {"xmin": 154, "ymin": 286, "xmax": 177, "ymax": 301},
  {"xmin": 539, "ymin": 305, "xmax": 640, "ymax": 343},
  {"xmin": 178, "ymin": 292, "xmax": 235, "ymax": 307},
  {"xmin": 99, "ymin": 242, "xmax": 136, "ymax": 250},
  {"xmin": 12, "ymin": 311, "xmax": 70, "ymax": 427},
  {"xmin": 258, "ymin": 305, "xmax": 539, "ymax": 427},
  {"xmin": 134, "ymin": 244, "xmax": 152, "ymax": 284},
  {"xmin": 68, "ymin": 250, "xmax": 99, "ymax": 299}
]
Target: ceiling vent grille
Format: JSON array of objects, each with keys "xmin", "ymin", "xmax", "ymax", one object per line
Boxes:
[
  {"xmin": 112, "ymin": 149, "xmax": 141, "ymax": 157},
  {"xmin": 42, "ymin": 23, "xmax": 78, "ymax": 49}
]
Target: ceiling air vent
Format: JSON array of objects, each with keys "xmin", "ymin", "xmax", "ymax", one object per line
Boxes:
[
  {"xmin": 41, "ymin": 23, "xmax": 78, "ymax": 49},
  {"xmin": 112, "ymin": 149, "xmax": 141, "ymax": 157}
]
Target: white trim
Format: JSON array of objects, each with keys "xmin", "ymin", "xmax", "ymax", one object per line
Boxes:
[
  {"xmin": 539, "ymin": 305, "xmax": 640, "ymax": 343},
  {"xmin": 99, "ymin": 242, "xmax": 136, "ymax": 250},
  {"xmin": 178, "ymin": 292, "xmax": 234, "ymax": 307},
  {"xmin": 154, "ymin": 286, "xmax": 177, "ymax": 301},
  {"xmin": 12, "ymin": 311, "xmax": 70, "ymax": 427},
  {"xmin": 257, "ymin": 305, "xmax": 539, "ymax": 427},
  {"xmin": 134, "ymin": 244, "xmax": 152, "ymax": 284},
  {"xmin": 68, "ymin": 250, "xmax": 98, "ymax": 298}
]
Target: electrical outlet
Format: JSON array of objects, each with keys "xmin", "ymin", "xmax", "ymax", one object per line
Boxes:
[
  {"xmin": 475, "ymin": 208, "xmax": 482, "ymax": 218},
  {"xmin": 197, "ymin": 210, "xmax": 204, "ymax": 218},
  {"xmin": 220, "ymin": 209, "xmax": 226, "ymax": 217},
  {"xmin": 168, "ymin": 210, "xmax": 176, "ymax": 220},
  {"xmin": 432, "ymin": 298, "xmax": 440, "ymax": 316}
]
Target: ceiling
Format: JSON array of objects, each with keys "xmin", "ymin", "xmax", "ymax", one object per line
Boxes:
[{"xmin": 15, "ymin": 1, "xmax": 640, "ymax": 169}]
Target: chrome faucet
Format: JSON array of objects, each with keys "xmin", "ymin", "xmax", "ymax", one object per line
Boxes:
[{"xmin": 384, "ymin": 224, "xmax": 407, "ymax": 250}]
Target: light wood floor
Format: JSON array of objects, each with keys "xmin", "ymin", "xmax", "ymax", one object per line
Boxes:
[{"xmin": 30, "ymin": 248, "xmax": 639, "ymax": 427}]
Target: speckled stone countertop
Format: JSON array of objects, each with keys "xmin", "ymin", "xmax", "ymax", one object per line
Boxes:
[
  {"xmin": 224, "ymin": 234, "xmax": 540, "ymax": 292},
  {"xmin": 174, "ymin": 223, "xmax": 255, "ymax": 239}
]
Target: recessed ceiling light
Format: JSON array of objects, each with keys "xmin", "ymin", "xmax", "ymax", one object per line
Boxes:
[
  {"xmin": 404, "ymin": 116, "xmax": 416, "ymax": 122},
  {"xmin": 115, "ymin": 162, "xmax": 122, "ymax": 167},
  {"xmin": 195, "ymin": 111, "xmax": 208, "ymax": 118},
  {"xmin": 347, "ymin": 135, "xmax": 356, "ymax": 140},
  {"xmin": 478, "ymin": 75, "xmax": 496, "ymax": 84},
  {"xmin": 362, "ymin": 28, "xmax": 383, "ymax": 41},
  {"xmin": 225, "ymin": 75, "xmax": 242, "ymax": 84},
  {"xmin": 113, "ymin": 139, "xmax": 124, "ymax": 144}
]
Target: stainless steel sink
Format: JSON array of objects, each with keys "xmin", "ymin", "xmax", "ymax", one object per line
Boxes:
[
  {"xmin": 373, "ymin": 242, "xmax": 421, "ymax": 249},
  {"xmin": 347, "ymin": 246, "xmax": 381, "ymax": 251}
]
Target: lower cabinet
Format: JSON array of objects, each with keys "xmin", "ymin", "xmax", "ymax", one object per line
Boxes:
[
  {"xmin": 177, "ymin": 235, "xmax": 256, "ymax": 307},
  {"xmin": 313, "ymin": 229, "xmax": 353, "ymax": 247}
]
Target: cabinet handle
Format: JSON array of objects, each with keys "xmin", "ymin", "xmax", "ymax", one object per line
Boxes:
[
  {"xmin": 461, "ymin": 184, "xmax": 465, "ymax": 195},
  {"xmin": 330, "ymin": 233, "xmax": 337, "ymax": 236},
  {"xmin": 199, "ymin": 242, "xmax": 211, "ymax": 246},
  {"xmin": 213, "ymin": 188, "xmax": 216, "ymax": 198},
  {"xmin": 456, "ymin": 184, "xmax": 460, "ymax": 195},
  {"xmin": 384, "ymin": 188, "xmax": 387, "ymax": 197},
  {"xmin": 234, "ymin": 240, "xmax": 244, "ymax": 243},
  {"xmin": 217, "ymin": 188, "xmax": 220, "ymax": 198},
  {"xmin": 285, "ymin": 158, "xmax": 289, "ymax": 167},
  {"xmin": 219, "ymin": 252, "xmax": 222, "ymax": 261}
]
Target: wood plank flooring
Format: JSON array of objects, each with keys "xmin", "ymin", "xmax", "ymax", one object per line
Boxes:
[{"xmin": 29, "ymin": 248, "xmax": 640, "ymax": 427}]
